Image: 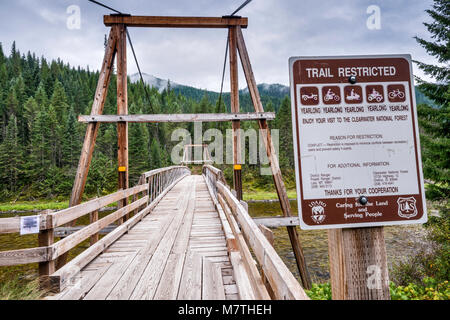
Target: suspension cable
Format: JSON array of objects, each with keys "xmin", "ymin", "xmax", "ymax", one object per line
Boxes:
[
  {"xmin": 217, "ymin": 40, "xmax": 229, "ymax": 111},
  {"xmin": 230, "ymin": 0, "xmax": 253, "ymax": 16}
]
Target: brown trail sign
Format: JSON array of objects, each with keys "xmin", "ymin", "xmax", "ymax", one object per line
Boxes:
[{"xmin": 289, "ymin": 54, "xmax": 427, "ymax": 299}]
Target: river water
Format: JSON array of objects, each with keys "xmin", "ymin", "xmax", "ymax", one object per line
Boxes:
[{"xmin": 0, "ymin": 200, "xmax": 428, "ymax": 285}]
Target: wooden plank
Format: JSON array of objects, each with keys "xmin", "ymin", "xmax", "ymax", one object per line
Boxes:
[
  {"xmin": 52, "ymin": 184, "xmax": 148, "ymax": 228},
  {"xmin": 130, "ymin": 178, "xmax": 195, "ymax": 300},
  {"xmin": 177, "ymin": 252, "xmax": 203, "ymax": 300},
  {"xmin": 253, "ymin": 216, "xmax": 300, "ymax": 228},
  {"xmin": 0, "ymin": 215, "xmax": 52, "ymax": 234},
  {"xmin": 0, "ymin": 247, "xmax": 49, "ymax": 266},
  {"xmin": 104, "ymin": 15, "xmax": 248, "ymax": 28},
  {"xmin": 49, "ymin": 174, "xmax": 183, "ymax": 292},
  {"xmin": 217, "ymin": 182, "xmax": 309, "ymax": 300},
  {"xmin": 235, "ymin": 26, "xmax": 312, "ymax": 290},
  {"xmin": 153, "ymin": 178, "xmax": 198, "ymax": 299},
  {"xmin": 54, "ymin": 225, "xmax": 117, "ymax": 238},
  {"xmin": 203, "ymin": 260, "xmax": 226, "ymax": 300},
  {"xmin": 229, "ymin": 251, "xmax": 255, "ymax": 300},
  {"xmin": 51, "ymin": 197, "xmax": 148, "ymax": 259},
  {"xmin": 52, "ymin": 263, "xmax": 113, "ymax": 300},
  {"xmin": 153, "ymin": 253, "xmax": 186, "ymax": 300},
  {"xmin": 78, "ymin": 112, "xmax": 275, "ymax": 123},
  {"xmin": 83, "ymin": 251, "xmax": 139, "ymax": 300},
  {"xmin": 106, "ymin": 177, "xmax": 192, "ymax": 299}
]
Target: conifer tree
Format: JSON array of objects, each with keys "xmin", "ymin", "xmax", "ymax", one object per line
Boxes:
[
  {"xmin": 414, "ymin": 0, "xmax": 449, "ymax": 201},
  {"xmin": 275, "ymin": 96, "xmax": 294, "ymax": 168},
  {"xmin": 0, "ymin": 116, "xmax": 22, "ymax": 193}
]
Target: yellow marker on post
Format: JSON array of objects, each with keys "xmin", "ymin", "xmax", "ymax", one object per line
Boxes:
[
  {"xmin": 234, "ymin": 164, "xmax": 242, "ymax": 170},
  {"xmin": 118, "ymin": 166, "xmax": 127, "ymax": 172}
]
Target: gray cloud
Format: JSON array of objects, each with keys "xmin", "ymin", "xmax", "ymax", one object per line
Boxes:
[{"xmin": 0, "ymin": 0, "xmax": 437, "ymax": 91}]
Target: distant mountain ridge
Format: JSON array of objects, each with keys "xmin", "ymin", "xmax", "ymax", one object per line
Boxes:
[{"xmin": 131, "ymin": 72, "xmax": 435, "ymax": 109}]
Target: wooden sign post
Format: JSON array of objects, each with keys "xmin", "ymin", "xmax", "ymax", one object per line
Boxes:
[{"xmin": 289, "ymin": 55, "xmax": 427, "ymax": 299}]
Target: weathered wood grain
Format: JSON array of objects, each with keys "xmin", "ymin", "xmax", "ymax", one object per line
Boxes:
[{"xmin": 104, "ymin": 15, "xmax": 248, "ymax": 28}]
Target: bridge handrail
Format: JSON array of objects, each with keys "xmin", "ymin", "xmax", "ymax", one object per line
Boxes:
[
  {"xmin": 0, "ymin": 166, "xmax": 190, "ymax": 273},
  {"xmin": 202, "ymin": 165, "xmax": 309, "ymax": 300},
  {"xmin": 202, "ymin": 165, "xmax": 226, "ymax": 199},
  {"xmin": 141, "ymin": 166, "xmax": 190, "ymax": 203}
]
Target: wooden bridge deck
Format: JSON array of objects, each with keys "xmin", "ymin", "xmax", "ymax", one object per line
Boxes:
[{"xmin": 49, "ymin": 175, "xmax": 239, "ymax": 300}]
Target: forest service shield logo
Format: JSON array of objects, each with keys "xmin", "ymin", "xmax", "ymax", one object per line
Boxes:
[
  {"xmin": 309, "ymin": 201, "xmax": 326, "ymax": 224},
  {"xmin": 397, "ymin": 197, "xmax": 418, "ymax": 219}
]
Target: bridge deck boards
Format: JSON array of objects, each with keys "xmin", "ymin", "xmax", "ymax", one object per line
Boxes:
[{"xmin": 50, "ymin": 175, "xmax": 241, "ymax": 300}]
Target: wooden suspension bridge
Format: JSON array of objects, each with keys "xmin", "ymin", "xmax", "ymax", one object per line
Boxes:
[{"xmin": 0, "ymin": 13, "xmax": 316, "ymax": 300}]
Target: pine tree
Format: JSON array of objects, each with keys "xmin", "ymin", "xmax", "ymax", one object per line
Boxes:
[
  {"xmin": 405, "ymin": 0, "xmax": 450, "ymax": 285},
  {"xmin": 34, "ymin": 81, "xmax": 48, "ymax": 110},
  {"xmin": 0, "ymin": 116, "xmax": 23, "ymax": 193},
  {"xmin": 129, "ymin": 105, "xmax": 150, "ymax": 181},
  {"xmin": 414, "ymin": 0, "xmax": 449, "ymax": 201},
  {"xmin": 150, "ymin": 139, "xmax": 162, "ymax": 170},
  {"xmin": 0, "ymin": 42, "xmax": 5, "ymax": 66},
  {"xmin": 275, "ymin": 96, "xmax": 294, "ymax": 168},
  {"xmin": 28, "ymin": 110, "xmax": 52, "ymax": 190},
  {"xmin": 62, "ymin": 106, "xmax": 79, "ymax": 168},
  {"xmin": 414, "ymin": 0, "xmax": 449, "ymax": 107},
  {"xmin": 50, "ymin": 80, "xmax": 69, "ymax": 123}
]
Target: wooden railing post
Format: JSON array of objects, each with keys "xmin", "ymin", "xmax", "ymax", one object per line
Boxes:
[
  {"xmin": 259, "ymin": 224, "xmax": 276, "ymax": 299},
  {"xmin": 38, "ymin": 210, "xmax": 55, "ymax": 290},
  {"xmin": 89, "ymin": 209, "xmax": 99, "ymax": 246}
]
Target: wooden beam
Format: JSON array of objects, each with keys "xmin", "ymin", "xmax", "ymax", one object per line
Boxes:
[
  {"xmin": 51, "ymin": 184, "xmax": 148, "ymax": 228},
  {"xmin": 235, "ymin": 26, "xmax": 312, "ymax": 290},
  {"xmin": 328, "ymin": 227, "xmax": 390, "ymax": 300},
  {"xmin": 0, "ymin": 215, "xmax": 52, "ymax": 234},
  {"xmin": 38, "ymin": 210, "xmax": 55, "ymax": 289},
  {"xmin": 78, "ymin": 112, "xmax": 275, "ymax": 123},
  {"xmin": 51, "ymin": 197, "xmax": 148, "ymax": 260},
  {"xmin": 104, "ymin": 15, "xmax": 248, "ymax": 29},
  {"xmin": 69, "ymin": 27, "xmax": 117, "ymax": 208},
  {"xmin": 0, "ymin": 247, "xmax": 50, "ymax": 266},
  {"xmin": 116, "ymin": 23, "xmax": 129, "ymax": 225},
  {"xmin": 253, "ymin": 216, "xmax": 300, "ymax": 228},
  {"xmin": 229, "ymin": 26, "xmax": 243, "ymax": 201}
]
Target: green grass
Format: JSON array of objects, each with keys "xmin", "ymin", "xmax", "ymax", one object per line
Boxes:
[
  {"xmin": 243, "ymin": 189, "xmax": 297, "ymax": 201},
  {"xmin": 0, "ymin": 199, "xmax": 69, "ymax": 212},
  {"xmin": 0, "ymin": 277, "xmax": 43, "ymax": 300},
  {"xmin": 0, "ymin": 198, "xmax": 120, "ymax": 212}
]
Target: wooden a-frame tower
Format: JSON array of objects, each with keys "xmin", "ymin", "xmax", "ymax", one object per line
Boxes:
[{"xmin": 66, "ymin": 14, "xmax": 312, "ymax": 289}]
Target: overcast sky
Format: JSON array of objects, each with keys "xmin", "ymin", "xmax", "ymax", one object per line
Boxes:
[{"xmin": 0, "ymin": 0, "xmax": 437, "ymax": 91}]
